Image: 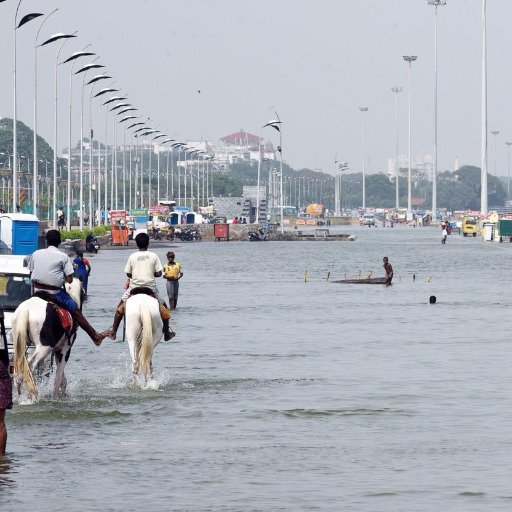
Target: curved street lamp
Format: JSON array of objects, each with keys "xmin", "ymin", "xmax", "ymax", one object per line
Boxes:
[
  {"xmin": 62, "ymin": 46, "xmax": 93, "ymax": 229},
  {"xmin": 256, "ymin": 106, "xmax": 274, "ymax": 223},
  {"xmin": 153, "ymin": 134, "xmax": 167, "ymax": 202},
  {"xmin": 13, "ymin": 6, "xmax": 46, "ymax": 212},
  {"xmin": 263, "ymin": 115, "xmax": 284, "ymax": 233},
  {"xmin": 94, "ymin": 86, "xmax": 118, "ymax": 96},
  {"xmin": 76, "ymin": 63, "xmax": 104, "ymax": 75},
  {"xmin": 110, "ymin": 102, "xmax": 131, "ymax": 112},
  {"xmin": 117, "ymin": 107, "xmax": 137, "ymax": 116},
  {"xmin": 32, "ymin": 8, "xmax": 58, "ymax": 216},
  {"xmin": 119, "ymin": 115, "xmax": 137, "ymax": 124},
  {"xmin": 76, "ymin": 62, "xmax": 104, "ymax": 228},
  {"xmin": 103, "ymin": 95, "xmax": 126, "ymax": 105},
  {"xmin": 41, "ymin": 31, "xmax": 77, "ymax": 226}
]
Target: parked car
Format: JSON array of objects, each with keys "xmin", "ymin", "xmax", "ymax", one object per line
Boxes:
[{"xmin": 362, "ymin": 214, "xmax": 376, "ymax": 227}]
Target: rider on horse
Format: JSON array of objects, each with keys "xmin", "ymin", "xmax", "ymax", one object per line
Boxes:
[
  {"xmin": 106, "ymin": 232, "xmax": 173, "ymax": 341},
  {"xmin": 25, "ymin": 229, "xmax": 108, "ymax": 346}
]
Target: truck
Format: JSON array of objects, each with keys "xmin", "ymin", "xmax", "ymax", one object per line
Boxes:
[
  {"xmin": 462, "ymin": 215, "xmax": 479, "ymax": 237},
  {"xmin": 305, "ymin": 204, "xmax": 325, "ymax": 217}
]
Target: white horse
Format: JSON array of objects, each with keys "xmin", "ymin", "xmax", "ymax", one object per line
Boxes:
[
  {"xmin": 12, "ymin": 278, "xmax": 83, "ymax": 401},
  {"xmin": 124, "ymin": 292, "xmax": 164, "ymax": 382}
]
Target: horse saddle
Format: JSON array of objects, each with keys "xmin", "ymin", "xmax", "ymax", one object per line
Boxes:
[
  {"xmin": 32, "ymin": 291, "xmax": 74, "ymax": 332},
  {"xmin": 54, "ymin": 307, "xmax": 73, "ymax": 332}
]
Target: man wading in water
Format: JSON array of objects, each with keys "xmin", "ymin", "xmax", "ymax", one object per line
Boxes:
[{"xmin": 383, "ymin": 257, "xmax": 393, "ymax": 285}]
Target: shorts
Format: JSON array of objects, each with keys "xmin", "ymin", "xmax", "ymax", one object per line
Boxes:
[
  {"xmin": 53, "ymin": 290, "xmax": 78, "ymax": 312},
  {"xmin": 0, "ymin": 360, "xmax": 13, "ymax": 410},
  {"xmin": 166, "ymin": 280, "xmax": 179, "ymax": 301}
]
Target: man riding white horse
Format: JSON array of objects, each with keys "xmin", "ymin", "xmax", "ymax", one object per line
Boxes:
[
  {"xmin": 25, "ymin": 229, "xmax": 108, "ymax": 346},
  {"xmin": 106, "ymin": 232, "xmax": 174, "ymax": 341}
]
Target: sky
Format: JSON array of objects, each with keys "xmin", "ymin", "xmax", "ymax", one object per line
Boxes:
[{"xmin": 1, "ymin": 0, "xmax": 511, "ymax": 177}]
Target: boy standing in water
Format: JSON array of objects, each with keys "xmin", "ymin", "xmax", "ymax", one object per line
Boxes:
[{"xmin": 163, "ymin": 251, "xmax": 183, "ymax": 309}]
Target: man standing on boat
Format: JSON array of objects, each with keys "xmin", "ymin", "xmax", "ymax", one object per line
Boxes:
[{"xmin": 383, "ymin": 257, "xmax": 393, "ymax": 285}]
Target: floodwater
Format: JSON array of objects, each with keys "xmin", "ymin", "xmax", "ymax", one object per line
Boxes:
[{"xmin": 2, "ymin": 225, "xmax": 512, "ymax": 512}]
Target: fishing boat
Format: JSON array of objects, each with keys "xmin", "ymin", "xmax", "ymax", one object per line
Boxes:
[{"xmin": 331, "ymin": 276, "xmax": 390, "ymax": 284}]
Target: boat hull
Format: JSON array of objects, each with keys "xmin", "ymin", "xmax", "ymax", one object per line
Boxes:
[{"xmin": 332, "ymin": 277, "xmax": 390, "ymax": 284}]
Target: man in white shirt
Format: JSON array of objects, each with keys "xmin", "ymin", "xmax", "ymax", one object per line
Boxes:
[{"xmin": 106, "ymin": 233, "xmax": 173, "ymax": 341}]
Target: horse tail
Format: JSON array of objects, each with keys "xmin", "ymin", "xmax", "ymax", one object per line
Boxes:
[
  {"xmin": 12, "ymin": 303, "xmax": 37, "ymax": 397},
  {"xmin": 138, "ymin": 298, "xmax": 154, "ymax": 377}
]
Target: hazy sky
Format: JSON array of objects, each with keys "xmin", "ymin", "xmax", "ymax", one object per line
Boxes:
[{"xmin": 1, "ymin": 0, "xmax": 511, "ymax": 176}]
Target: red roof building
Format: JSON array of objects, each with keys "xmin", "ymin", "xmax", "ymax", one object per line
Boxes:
[{"xmin": 220, "ymin": 130, "xmax": 262, "ymax": 148}]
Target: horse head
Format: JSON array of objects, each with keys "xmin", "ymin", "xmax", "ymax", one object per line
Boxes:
[{"xmin": 66, "ymin": 278, "xmax": 83, "ymax": 308}]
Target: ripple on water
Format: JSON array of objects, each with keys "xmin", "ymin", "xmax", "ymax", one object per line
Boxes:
[{"xmin": 268, "ymin": 407, "xmax": 414, "ymax": 418}]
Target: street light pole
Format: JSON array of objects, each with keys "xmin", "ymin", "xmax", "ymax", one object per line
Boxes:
[
  {"xmin": 33, "ymin": 9, "xmax": 58, "ymax": 216},
  {"xmin": 263, "ymin": 115, "xmax": 284, "ymax": 233},
  {"xmin": 338, "ymin": 162, "xmax": 349, "ymax": 213},
  {"xmin": 77, "ymin": 63, "xmax": 103, "ymax": 229},
  {"xmin": 391, "ymin": 86, "xmax": 403, "ymax": 209},
  {"xmin": 481, "ymin": 0, "xmax": 488, "ymax": 215},
  {"xmin": 64, "ymin": 49, "xmax": 93, "ymax": 230},
  {"xmin": 359, "ymin": 107, "xmax": 368, "ymax": 209},
  {"xmin": 13, "ymin": 5, "xmax": 44, "ymax": 213},
  {"xmin": 334, "ymin": 155, "xmax": 340, "ymax": 216},
  {"xmin": 506, "ymin": 141, "xmax": 512, "ymax": 198},
  {"xmin": 256, "ymin": 106, "xmax": 274, "ymax": 223},
  {"xmin": 491, "ymin": 130, "xmax": 499, "ymax": 175},
  {"xmin": 403, "ymin": 55, "xmax": 417, "ymax": 216},
  {"xmin": 46, "ymin": 33, "xmax": 77, "ymax": 227},
  {"xmin": 428, "ymin": 0, "xmax": 446, "ymax": 222}
]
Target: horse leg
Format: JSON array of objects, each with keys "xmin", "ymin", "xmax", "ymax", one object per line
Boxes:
[
  {"xmin": 16, "ymin": 346, "xmax": 50, "ymax": 399},
  {"xmin": 27, "ymin": 345, "xmax": 52, "ymax": 370},
  {"xmin": 52, "ymin": 347, "xmax": 69, "ymax": 400},
  {"xmin": 127, "ymin": 328, "xmax": 141, "ymax": 377},
  {"xmin": 61, "ymin": 373, "xmax": 67, "ymax": 395}
]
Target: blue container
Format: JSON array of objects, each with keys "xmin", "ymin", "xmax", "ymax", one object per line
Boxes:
[{"xmin": 0, "ymin": 214, "xmax": 39, "ymax": 255}]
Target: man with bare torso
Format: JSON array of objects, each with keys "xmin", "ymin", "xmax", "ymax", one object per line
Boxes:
[{"xmin": 383, "ymin": 257, "xmax": 393, "ymax": 285}]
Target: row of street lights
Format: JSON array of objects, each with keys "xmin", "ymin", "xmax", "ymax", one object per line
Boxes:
[
  {"xmin": 4, "ymin": 0, "xmax": 224, "ymax": 229},
  {"xmin": 4, "ymin": 0, "xmax": 220, "ymax": 228}
]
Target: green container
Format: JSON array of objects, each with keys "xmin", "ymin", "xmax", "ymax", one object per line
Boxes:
[{"xmin": 499, "ymin": 219, "xmax": 512, "ymax": 237}]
